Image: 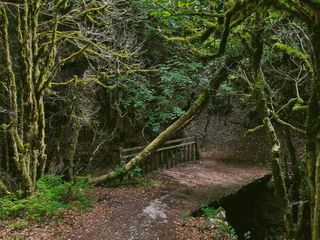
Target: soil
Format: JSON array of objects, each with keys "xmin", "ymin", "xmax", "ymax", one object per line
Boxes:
[{"xmin": 0, "ymin": 151, "xmax": 270, "ymax": 240}]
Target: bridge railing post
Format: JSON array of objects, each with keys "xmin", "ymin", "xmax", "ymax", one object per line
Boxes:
[
  {"xmin": 119, "ymin": 147, "xmax": 124, "ymax": 163},
  {"xmin": 195, "ymin": 136, "xmax": 200, "ymax": 161}
]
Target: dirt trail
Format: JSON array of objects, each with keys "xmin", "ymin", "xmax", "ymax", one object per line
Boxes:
[{"xmin": 2, "ymin": 157, "xmax": 270, "ymax": 240}]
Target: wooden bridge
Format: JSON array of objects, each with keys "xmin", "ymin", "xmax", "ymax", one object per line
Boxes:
[{"xmin": 120, "ymin": 136, "xmax": 200, "ymax": 172}]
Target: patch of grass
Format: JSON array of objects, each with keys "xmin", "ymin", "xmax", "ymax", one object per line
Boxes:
[
  {"xmin": 180, "ymin": 210, "xmax": 190, "ymax": 220},
  {"xmin": 0, "ymin": 176, "xmax": 94, "ymax": 225},
  {"xmin": 10, "ymin": 236, "xmax": 24, "ymax": 240},
  {"xmin": 202, "ymin": 206, "xmax": 218, "ymax": 220},
  {"xmin": 137, "ymin": 177, "xmax": 156, "ymax": 188},
  {"xmin": 10, "ymin": 220, "xmax": 28, "ymax": 230},
  {"xmin": 200, "ymin": 206, "xmax": 238, "ymax": 239},
  {"xmin": 218, "ymin": 221, "xmax": 237, "ymax": 239},
  {"xmin": 105, "ymin": 166, "xmax": 156, "ymax": 188},
  {"xmin": 244, "ymin": 231, "xmax": 251, "ymax": 240}
]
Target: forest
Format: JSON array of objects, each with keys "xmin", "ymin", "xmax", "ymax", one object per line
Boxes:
[{"xmin": 0, "ymin": 0, "xmax": 319, "ymax": 239}]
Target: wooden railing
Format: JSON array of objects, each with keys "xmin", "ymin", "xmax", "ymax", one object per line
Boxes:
[{"xmin": 120, "ymin": 136, "xmax": 200, "ymax": 172}]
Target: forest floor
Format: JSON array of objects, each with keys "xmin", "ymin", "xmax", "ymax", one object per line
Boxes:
[{"xmin": 0, "ymin": 151, "xmax": 270, "ymax": 240}]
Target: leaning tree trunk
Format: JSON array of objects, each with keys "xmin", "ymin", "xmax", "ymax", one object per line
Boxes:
[
  {"xmin": 89, "ymin": 88, "xmax": 208, "ymax": 184},
  {"xmin": 88, "ymin": 57, "xmax": 238, "ymax": 185}
]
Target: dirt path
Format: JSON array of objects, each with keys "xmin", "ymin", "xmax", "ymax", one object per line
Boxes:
[{"xmin": 1, "ymin": 159, "xmax": 270, "ymax": 240}]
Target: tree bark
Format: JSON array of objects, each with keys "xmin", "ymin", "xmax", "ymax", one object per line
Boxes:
[
  {"xmin": 308, "ymin": 23, "xmax": 320, "ymax": 240},
  {"xmin": 285, "ymin": 128, "xmax": 300, "ymax": 204},
  {"xmin": 0, "ymin": 179, "xmax": 10, "ymax": 195},
  {"xmin": 250, "ymin": 13, "xmax": 296, "ymax": 238},
  {"xmin": 255, "ymin": 70, "xmax": 296, "ymax": 239}
]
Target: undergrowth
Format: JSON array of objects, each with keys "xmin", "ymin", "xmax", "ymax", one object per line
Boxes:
[
  {"xmin": 200, "ymin": 206, "xmax": 251, "ymax": 240},
  {"xmin": 106, "ymin": 166, "xmax": 156, "ymax": 188},
  {"xmin": 0, "ymin": 176, "xmax": 93, "ymax": 223}
]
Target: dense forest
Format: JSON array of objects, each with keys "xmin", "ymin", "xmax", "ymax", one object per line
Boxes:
[{"xmin": 0, "ymin": 0, "xmax": 320, "ymax": 239}]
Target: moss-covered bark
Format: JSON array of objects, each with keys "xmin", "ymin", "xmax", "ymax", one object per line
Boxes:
[
  {"xmin": 0, "ymin": 1, "xmax": 70, "ymax": 194},
  {"xmin": 249, "ymin": 13, "xmax": 296, "ymax": 238},
  {"xmin": 0, "ymin": 179, "xmax": 10, "ymax": 195},
  {"xmin": 255, "ymin": 71, "xmax": 296, "ymax": 239},
  {"xmin": 308, "ymin": 23, "xmax": 320, "ymax": 240}
]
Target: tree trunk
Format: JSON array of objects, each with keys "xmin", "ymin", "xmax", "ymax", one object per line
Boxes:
[
  {"xmin": 254, "ymin": 70, "xmax": 296, "ymax": 239},
  {"xmin": 285, "ymin": 128, "xmax": 300, "ymax": 204},
  {"xmin": 0, "ymin": 179, "xmax": 10, "ymax": 195},
  {"xmin": 250, "ymin": 14, "xmax": 296, "ymax": 238},
  {"xmin": 308, "ymin": 24, "xmax": 320, "ymax": 240},
  {"xmin": 0, "ymin": 3, "xmax": 50, "ymax": 195}
]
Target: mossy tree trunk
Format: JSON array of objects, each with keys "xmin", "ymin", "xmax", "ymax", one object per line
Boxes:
[
  {"xmin": 0, "ymin": 0, "xmax": 80, "ymax": 194},
  {"xmin": 0, "ymin": 2, "xmax": 57, "ymax": 194},
  {"xmin": 249, "ymin": 13, "xmax": 296, "ymax": 239},
  {"xmin": 307, "ymin": 23, "xmax": 320, "ymax": 240},
  {"xmin": 0, "ymin": 0, "xmax": 143, "ymax": 194},
  {"xmin": 254, "ymin": 71, "xmax": 296, "ymax": 238}
]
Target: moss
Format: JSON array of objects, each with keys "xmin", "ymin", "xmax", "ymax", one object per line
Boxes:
[{"xmin": 273, "ymin": 43, "xmax": 313, "ymax": 75}]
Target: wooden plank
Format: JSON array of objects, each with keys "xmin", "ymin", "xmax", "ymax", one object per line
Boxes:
[
  {"xmin": 163, "ymin": 137, "xmax": 194, "ymax": 145},
  {"xmin": 195, "ymin": 137, "xmax": 200, "ymax": 161},
  {"xmin": 158, "ymin": 141, "xmax": 196, "ymax": 152},
  {"xmin": 119, "ymin": 147, "xmax": 124, "ymax": 162},
  {"xmin": 160, "ymin": 151, "xmax": 164, "ymax": 168},
  {"xmin": 155, "ymin": 152, "xmax": 159, "ymax": 170},
  {"xmin": 122, "ymin": 142, "xmax": 196, "ymax": 159},
  {"xmin": 167, "ymin": 150, "xmax": 171, "ymax": 168},
  {"xmin": 122, "ymin": 137, "xmax": 195, "ymax": 153},
  {"xmin": 122, "ymin": 145, "xmax": 145, "ymax": 153},
  {"xmin": 179, "ymin": 148, "xmax": 183, "ymax": 164},
  {"xmin": 190, "ymin": 144, "xmax": 194, "ymax": 161},
  {"xmin": 172, "ymin": 149, "xmax": 176, "ymax": 167},
  {"xmin": 187, "ymin": 144, "xmax": 190, "ymax": 161}
]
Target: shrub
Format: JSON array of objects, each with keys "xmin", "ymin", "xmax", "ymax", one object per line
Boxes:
[{"xmin": 0, "ymin": 176, "xmax": 93, "ymax": 222}]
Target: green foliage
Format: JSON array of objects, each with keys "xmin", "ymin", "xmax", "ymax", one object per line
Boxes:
[
  {"xmin": 202, "ymin": 205, "xmax": 219, "ymax": 221},
  {"xmin": 137, "ymin": 177, "xmax": 156, "ymax": 188},
  {"xmin": 10, "ymin": 220, "xmax": 28, "ymax": 230},
  {"xmin": 106, "ymin": 166, "xmax": 155, "ymax": 188},
  {"xmin": 9, "ymin": 237, "xmax": 24, "ymax": 240},
  {"xmin": 122, "ymin": 58, "xmax": 205, "ymax": 133},
  {"xmin": 180, "ymin": 210, "xmax": 191, "ymax": 220},
  {"xmin": 244, "ymin": 231, "xmax": 251, "ymax": 240},
  {"xmin": 200, "ymin": 206, "xmax": 238, "ymax": 239},
  {"xmin": 0, "ymin": 176, "xmax": 93, "ymax": 222},
  {"xmin": 220, "ymin": 223, "xmax": 237, "ymax": 239},
  {"xmin": 129, "ymin": 166, "xmax": 143, "ymax": 179}
]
